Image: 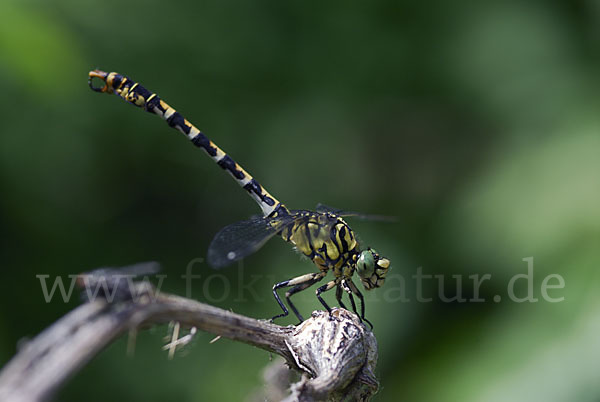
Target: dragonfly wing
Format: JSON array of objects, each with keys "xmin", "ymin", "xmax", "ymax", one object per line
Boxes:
[
  {"xmin": 315, "ymin": 203, "xmax": 346, "ymax": 215},
  {"xmin": 315, "ymin": 203, "xmax": 397, "ymax": 222},
  {"xmin": 207, "ymin": 217, "xmax": 283, "ymax": 269}
]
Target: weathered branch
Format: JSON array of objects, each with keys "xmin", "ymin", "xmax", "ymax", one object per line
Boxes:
[{"xmin": 0, "ymin": 281, "xmax": 379, "ymax": 402}]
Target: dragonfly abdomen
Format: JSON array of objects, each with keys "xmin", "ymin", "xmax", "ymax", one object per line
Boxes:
[
  {"xmin": 88, "ymin": 70, "xmax": 281, "ymax": 217},
  {"xmin": 151, "ymin": 100, "xmax": 279, "ymax": 213}
]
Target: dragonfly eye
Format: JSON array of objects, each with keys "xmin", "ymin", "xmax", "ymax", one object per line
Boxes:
[
  {"xmin": 357, "ymin": 248, "xmax": 390, "ymax": 290},
  {"xmin": 357, "ymin": 250, "xmax": 375, "ymax": 279}
]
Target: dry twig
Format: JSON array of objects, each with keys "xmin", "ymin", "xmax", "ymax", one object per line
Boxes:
[{"xmin": 0, "ymin": 280, "xmax": 379, "ymax": 402}]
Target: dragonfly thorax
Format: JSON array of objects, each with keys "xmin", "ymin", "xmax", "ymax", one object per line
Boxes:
[{"xmin": 280, "ymin": 211, "xmax": 358, "ymax": 276}]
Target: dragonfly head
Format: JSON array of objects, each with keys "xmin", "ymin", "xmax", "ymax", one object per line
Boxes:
[{"xmin": 356, "ymin": 248, "xmax": 390, "ymax": 290}]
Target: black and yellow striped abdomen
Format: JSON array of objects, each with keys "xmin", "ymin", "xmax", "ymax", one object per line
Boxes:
[
  {"xmin": 280, "ymin": 211, "xmax": 358, "ymax": 278},
  {"xmin": 89, "ymin": 70, "xmax": 283, "ymax": 218}
]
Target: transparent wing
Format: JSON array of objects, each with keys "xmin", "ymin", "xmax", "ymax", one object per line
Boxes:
[
  {"xmin": 207, "ymin": 216, "xmax": 293, "ymax": 269},
  {"xmin": 315, "ymin": 203, "xmax": 397, "ymax": 222}
]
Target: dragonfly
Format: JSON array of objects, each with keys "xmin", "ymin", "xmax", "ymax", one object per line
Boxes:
[{"xmin": 88, "ymin": 70, "xmax": 391, "ymax": 328}]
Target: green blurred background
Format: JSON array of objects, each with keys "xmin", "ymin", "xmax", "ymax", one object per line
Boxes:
[{"xmin": 1, "ymin": 0, "xmax": 599, "ymax": 400}]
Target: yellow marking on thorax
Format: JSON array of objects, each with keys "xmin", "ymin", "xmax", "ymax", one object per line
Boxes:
[
  {"xmin": 287, "ymin": 216, "xmax": 352, "ymax": 266},
  {"xmin": 289, "ymin": 222, "xmax": 312, "ymax": 257}
]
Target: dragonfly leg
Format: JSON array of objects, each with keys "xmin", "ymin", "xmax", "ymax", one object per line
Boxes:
[
  {"xmin": 284, "ymin": 278, "xmax": 322, "ymax": 323},
  {"xmin": 335, "ymin": 284, "xmax": 348, "ymax": 310},
  {"xmin": 341, "ymin": 280, "xmax": 359, "ymax": 319},
  {"xmin": 347, "ymin": 280, "xmax": 374, "ymax": 330},
  {"xmin": 271, "ymin": 272, "xmax": 325, "ymax": 323},
  {"xmin": 316, "ymin": 279, "xmax": 339, "ymax": 315}
]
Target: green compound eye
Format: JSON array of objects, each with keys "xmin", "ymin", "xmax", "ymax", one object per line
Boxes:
[{"xmin": 357, "ymin": 250, "xmax": 375, "ymax": 279}]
